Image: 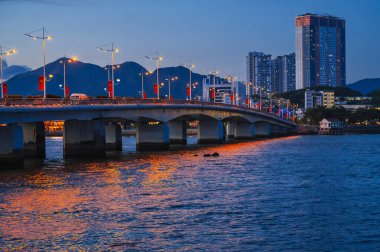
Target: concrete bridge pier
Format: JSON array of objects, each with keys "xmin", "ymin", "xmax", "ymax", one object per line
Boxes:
[
  {"xmin": 136, "ymin": 122, "xmax": 169, "ymax": 151},
  {"xmin": 255, "ymin": 122, "xmax": 272, "ymax": 138},
  {"xmin": 198, "ymin": 118, "xmax": 224, "ymax": 144},
  {"xmin": 234, "ymin": 123, "xmax": 256, "ymax": 140},
  {"xmin": 270, "ymin": 125, "xmax": 280, "ymax": 137},
  {"xmin": 168, "ymin": 120, "xmax": 187, "ymax": 145},
  {"xmin": 279, "ymin": 126, "xmax": 289, "ymax": 135},
  {"xmin": 64, "ymin": 119, "xmax": 106, "ymax": 157},
  {"xmin": 22, "ymin": 122, "xmax": 46, "ymax": 158},
  {"xmin": 226, "ymin": 122, "xmax": 236, "ymax": 140},
  {"xmin": 105, "ymin": 123, "xmax": 122, "ymax": 151},
  {"xmin": 0, "ymin": 124, "xmax": 24, "ymax": 169}
]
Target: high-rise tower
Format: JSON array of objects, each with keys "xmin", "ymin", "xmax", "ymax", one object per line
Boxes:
[{"xmin": 295, "ymin": 14, "xmax": 345, "ymax": 89}]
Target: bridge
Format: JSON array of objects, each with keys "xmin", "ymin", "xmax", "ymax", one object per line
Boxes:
[{"xmin": 0, "ymin": 98, "xmax": 297, "ymax": 168}]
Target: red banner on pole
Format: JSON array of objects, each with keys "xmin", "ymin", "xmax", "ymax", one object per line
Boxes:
[
  {"xmin": 65, "ymin": 86, "xmax": 70, "ymax": 97},
  {"xmin": 245, "ymin": 98, "xmax": 249, "ymax": 105},
  {"xmin": 211, "ymin": 89, "xmax": 215, "ymax": 99},
  {"xmin": 108, "ymin": 80, "xmax": 113, "ymax": 97},
  {"xmin": 186, "ymin": 86, "xmax": 190, "ymax": 97},
  {"xmin": 153, "ymin": 84, "xmax": 158, "ymax": 94},
  {"xmin": 230, "ymin": 94, "xmax": 234, "ymax": 102},
  {"xmin": 143, "ymin": 92, "xmax": 147, "ymax": 99},
  {"xmin": 38, "ymin": 76, "xmax": 44, "ymax": 91},
  {"xmin": 170, "ymin": 95, "xmax": 173, "ymax": 100},
  {"xmin": 292, "ymin": 113, "xmax": 295, "ymax": 122},
  {"xmin": 2, "ymin": 83, "xmax": 8, "ymax": 96},
  {"xmin": 268, "ymin": 105, "xmax": 272, "ymax": 112},
  {"xmin": 277, "ymin": 109, "xmax": 281, "ymax": 116}
]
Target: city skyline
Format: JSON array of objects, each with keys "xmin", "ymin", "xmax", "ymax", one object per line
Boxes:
[{"xmin": 1, "ymin": 0, "xmax": 380, "ymax": 83}]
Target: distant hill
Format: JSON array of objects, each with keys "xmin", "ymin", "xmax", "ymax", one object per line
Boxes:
[
  {"xmin": 3, "ymin": 65, "xmax": 31, "ymax": 80},
  {"xmin": 6, "ymin": 58, "xmax": 213, "ymax": 98},
  {"xmin": 348, "ymin": 78, "xmax": 380, "ymax": 95}
]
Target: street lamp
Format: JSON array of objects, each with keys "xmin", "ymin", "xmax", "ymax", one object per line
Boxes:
[
  {"xmin": 165, "ymin": 76, "xmax": 178, "ymax": 100},
  {"xmin": 139, "ymin": 69, "xmax": 151, "ymax": 99},
  {"xmin": 104, "ymin": 64, "xmax": 120, "ymax": 82},
  {"xmin": 60, "ymin": 56, "xmax": 77, "ymax": 98},
  {"xmin": 0, "ymin": 46, "xmax": 16, "ymax": 99},
  {"xmin": 25, "ymin": 27, "xmax": 52, "ymax": 99},
  {"xmin": 145, "ymin": 55, "xmax": 163, "ymax": 99},
  {"xmin": 181, "ymin": 63, "xmax": 195, "ymax": 100},
  {"xmin": 98, "ymin": 42, "xmax": 119, "ymax": 98},
  {"xmin": 226, "ymin": 75, "xmax": 238, "ymax": 105},
  {"xmin": 209, "ymin": 69, "xmax": 219, "ymax": 103}
]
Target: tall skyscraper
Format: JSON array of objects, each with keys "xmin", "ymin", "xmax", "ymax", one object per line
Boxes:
[
  {"xmin": 246, "ymin": 52, "xmax": 271, "ymax": 96},
  {"xmin": 271, "ymin": 53, "xmax": 296, "ymax": 93},
  {"xmin": 295, "ymin": 14, "xmax": 346, "ymax": 89}
]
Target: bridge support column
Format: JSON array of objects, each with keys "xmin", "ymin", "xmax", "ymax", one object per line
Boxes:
[
  {"xmin": 271, "ymin": 125, "xmax": 280, "ymax": 137},
  {"xmin": 226, "ymin": 122, "xmax": 236, "ymax": 140},
  {"xmin": 255, "ymin": 122, "xmax": 272, "ymax": 138},
  {"xmin": 136, "ymin": 122, "xmax": 169, "ymax": 151},
  {"xmin": 279, "ymin": 126, "xmax": 288, "ymax": 135},
  {"xmin": 64, "ymin": 119, "xmax": 106, "ymax": 157},
  {"xmin": 0, "ymin": 124, "xmax": 24, "ymax": 169},
  {"xmin": 198, "ymin": 119, "xmax": 224, "ymax": 144},
  {"xmin": 168, "ymin": 120, "xmax": 187, "ymax": 145},
  {"xmin": 234, "ymin": 123, "xmax": 256, "ymax": 140},
  {"xmin": 22, "ymin": 122, "xmax": 46, "ymax": 158},
  {"xmin": 105, "ymin": 123, "xmax": 122, "ymax": 151}
]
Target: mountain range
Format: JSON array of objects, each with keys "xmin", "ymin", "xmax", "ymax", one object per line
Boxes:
[
  {"xmin": 2, "ymin": 59, "xmax": 32, "ymax": 80},
  {"xmin": 6, "ymin": 58, "xmax": 215, "ymax": 99},
  {"xmin": 347, "ymin": 78, "xmax": 380, "ymax": 95},
  {"xmin": 5, "ymin": 57, "xmax": 380, "ymax": 97}
]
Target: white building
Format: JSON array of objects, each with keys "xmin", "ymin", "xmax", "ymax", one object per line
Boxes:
[
  {"xmin": 202, "ymin": 77, "xmax": 246, "ymax": 105},
  {"xmin": 319, "ymin": 118, "xmax": 344, "ymax": 134},
  {"xmin": 305, "ymin": 90, "xmax": 334, "ymax": 109}
]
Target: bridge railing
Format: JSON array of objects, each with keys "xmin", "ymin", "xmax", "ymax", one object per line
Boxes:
[{"xmin": 0, "ymin": 97, "xmax": 294, "ymax": 123}]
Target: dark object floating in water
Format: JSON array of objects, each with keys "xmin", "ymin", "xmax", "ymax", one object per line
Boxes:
[{"xmin": 203, "ymin": 152, "xmax": 219, "ymax": 157}]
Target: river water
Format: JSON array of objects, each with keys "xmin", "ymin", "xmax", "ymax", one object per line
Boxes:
[{"xmin": 0, "ymin": 135, "xmax": 379, "ymax": 251}]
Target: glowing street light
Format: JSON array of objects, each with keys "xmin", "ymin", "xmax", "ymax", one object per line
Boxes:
[
  {"xmin": 165, "ymin": 76, "xmax": 178, "ymax": 100},
  {"xmin": 60, "ymin": 56, "xmax": 77, "ymax": 98},
  {"xmin": 181, "ymin": 63, "xmax": 195, "ymax": 100},
  {"xmin": 209, "ymin": 69, "xmax": 219, "ymax": 103},
  {"xmin": 98, "ymin": 42, "xmax": 119, "ymax": 98},
  {"xmin": 145, "ymin": 55, "xmax": 163, "ymax": 99},
  {"xmin": 25, "ymin": 27, "xmax": 52, "ymax": 99},
  {"xmin": 0, "ymin": 46, "xmax": 16, "ymax": 99},
  {"xmin": 139, "ymin": 69, "xmax": 151, "ymax": 99}
]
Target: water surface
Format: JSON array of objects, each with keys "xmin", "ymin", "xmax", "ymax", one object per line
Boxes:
[{"xmin": 0, "ymin": 135, "xmax": 379, "ymax": 251}]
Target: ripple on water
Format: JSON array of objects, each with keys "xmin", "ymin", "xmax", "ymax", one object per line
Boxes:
[{"xmin": 0, "ymin": 135, "xmax": 379, "ymax": 250}]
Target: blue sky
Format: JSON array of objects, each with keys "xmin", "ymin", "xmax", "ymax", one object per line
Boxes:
[{"xmin": 1, "ymin": 0, "xmax": 380, "ymax": 83}]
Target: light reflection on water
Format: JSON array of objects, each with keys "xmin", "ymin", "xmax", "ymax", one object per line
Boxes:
[{"xmin": 0, "ymin": 135, "xmax": 379, "ymax": 251}]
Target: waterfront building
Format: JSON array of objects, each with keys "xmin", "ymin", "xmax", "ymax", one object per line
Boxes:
[
  {"xmin": 271, "ymin": 53, "xmax": 296, "ymax": 93},
  {"xmin": 246, "ymin": 51, "xmax": 271, "ymax": 96},
  {"xmin": 296, "ymin": 14, "xmax": 346, "ymax": 89},
  {"xmin": 319, "ymin": 118, "xmax": 344, "ymax": 134},
  {"xmin": 305, "ymin": 90, "xmax": 335, "ymax": 109}
]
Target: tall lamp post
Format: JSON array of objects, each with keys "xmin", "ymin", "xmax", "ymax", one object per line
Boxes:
[
  {"xmin": 98, "ymin": 43, "xmax": 119, "ymax": 98},
  {"xmin": 139, "ymin": 69, "xmax": 151, "ymax": 98},
  {"xmin": 0, "ymin": 46, "xmax": 16, "ymax": 99},
  {"xmin": 209, "ymin": 69, "xmax": 219, "ymax": 103},
  {"xmin": 182, "ymin": 63, "xmax": 195, "ymax": 100},
  {"xmin": 25, "ymin": 27, "xmax": 52, "ymax": 99},
  {"xmin": 145, "ymin": 55, "xmax": 163, "ymax": 99},
  {"xmin": 60, "ymin": 56, "xmax": 77, "ymax": 98},
  {"xmin": 165, "ymin": 76, "xmax": 178, "ymax": 100}
]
